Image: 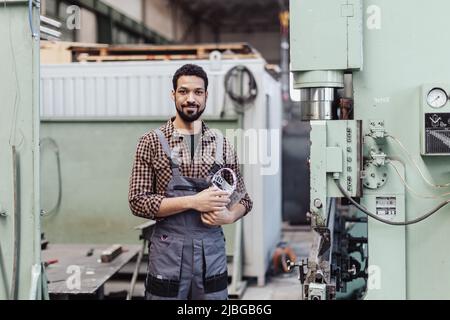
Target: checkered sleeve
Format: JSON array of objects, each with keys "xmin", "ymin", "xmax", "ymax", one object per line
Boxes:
[
  {"xmin": 224, "ymin": 138, "xmax": 253, "ymax": 216},
  {"xmin": 128, "ymin": 134, "xmax": 165, "ymax": 220}
]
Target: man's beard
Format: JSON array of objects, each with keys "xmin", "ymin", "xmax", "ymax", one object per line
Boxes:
[{"xmin": 176, "ymin": 102, "xmax": 205, "ymax": 122}]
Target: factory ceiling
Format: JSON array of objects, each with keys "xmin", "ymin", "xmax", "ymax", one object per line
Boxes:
[{"xmin": 174, "ymin": 0, "xmax": 287, "ymax": 33}]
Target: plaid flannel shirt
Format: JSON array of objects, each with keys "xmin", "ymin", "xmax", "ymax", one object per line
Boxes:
[{"xmin": 128, "ymin": 118, "xmax": 253, "ymax": 220}]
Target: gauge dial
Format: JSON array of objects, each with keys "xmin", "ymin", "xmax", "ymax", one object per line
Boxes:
[{"xmin": 427, "ymin": 88, "xmax": 448, "ymax": 108}]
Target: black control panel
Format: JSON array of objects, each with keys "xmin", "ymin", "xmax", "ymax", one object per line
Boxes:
[{"xmin": 425, "ymin": 113, "xmax": 450, "ymax": 154}]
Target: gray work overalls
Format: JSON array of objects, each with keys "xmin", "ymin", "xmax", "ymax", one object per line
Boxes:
[{"xmin": 145, "ymin": 128, "xmax": 228, "ymax": 300}]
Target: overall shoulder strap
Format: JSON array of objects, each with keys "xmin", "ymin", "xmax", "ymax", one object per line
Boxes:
[
  {"xmin": 154, "ymin": 128, "xmax": 181, "ymax": 175},
  {"xmin": 154, "ymin": 129, "xmax": 171, "ymax": 158}
]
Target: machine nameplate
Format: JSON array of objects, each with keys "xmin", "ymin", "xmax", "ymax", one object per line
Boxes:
[{"xmin": 376, "ymin": 197, "xmax": 397, "ymax": 216}]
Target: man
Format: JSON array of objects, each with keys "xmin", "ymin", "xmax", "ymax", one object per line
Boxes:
[{"xmin": 128, "ymin": 64, "xmax": 253, "ymax": 300}]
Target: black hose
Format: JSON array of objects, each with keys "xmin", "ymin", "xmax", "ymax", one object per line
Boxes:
[
  {"xmin": 224, "ymin": 65, "xmax": 258, "ymax": 114},
  {"xmin": 335, "ymin": 180, "xmax": 450, "ymax": 226}
]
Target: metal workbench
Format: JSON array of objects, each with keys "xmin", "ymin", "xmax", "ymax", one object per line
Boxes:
[{"xmin": 42, "ymin": 244, "xmax": 140, "ymax": 299}]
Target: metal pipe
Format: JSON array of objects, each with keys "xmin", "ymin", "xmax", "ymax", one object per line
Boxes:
[
  {"xmin": 40, "ymin": 15, "xmax": 61, "ymax": 28},
  {"xmin": 39, "ymin": 26, "xmax": 61, "ymax": 39},
  {"xmin": 278, "ymin": 1, "xmax": 290, "ymax": 105},
  {"xmin": 10, "ymin": 146, "xmax": 21, "ymax": 300},
  {"xmin": 28, "ymin": 0, "xmax": 39, "ymax": 39}
]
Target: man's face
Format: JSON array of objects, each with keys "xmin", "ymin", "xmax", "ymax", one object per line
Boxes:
[{"xmin": 172, "ymin": 75, "xmax": 208, "ymax": 122}]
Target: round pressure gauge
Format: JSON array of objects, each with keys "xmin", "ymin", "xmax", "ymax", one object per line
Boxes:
[{"xmin": 427, "ymin": 88, "xmax": 448, "ymax": 108}]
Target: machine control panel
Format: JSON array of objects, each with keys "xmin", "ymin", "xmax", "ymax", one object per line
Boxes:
[
  {"xmin": 421, "ymin": 85, "xmax": 450, "ymax": 155},
  {"xmin": 420, "ymin": 84, "xmax": 450, "ymax": 156},
  {"xmin": 424, "ymin": 113, "xmax": 450, "ymax": 154}
]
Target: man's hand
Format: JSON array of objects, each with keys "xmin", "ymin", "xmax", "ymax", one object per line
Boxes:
[
  {"xmin": 190, "ymin": 187, "xmax": 230, "ymax": 212},
  {"xmin": 201, "ymin": 208, "xmax": 234, "ymax": 226},
  {"xmin": 201, "ymin": 203, "xmax": 247, "ymax": 226}
]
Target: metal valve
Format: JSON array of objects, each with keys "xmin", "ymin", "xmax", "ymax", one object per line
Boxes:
[
  {"xmin": 286, "ymin": 259, "xmax": 307, "ymax": 284},
  {"xmin": 286, "ymin": 259, "xmax": 296, "ymax": 272}
]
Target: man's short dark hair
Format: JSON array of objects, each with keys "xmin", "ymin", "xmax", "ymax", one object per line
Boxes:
[{"xmin": 172, "ymin": 64, "xmax": 208, "ymax": 91}]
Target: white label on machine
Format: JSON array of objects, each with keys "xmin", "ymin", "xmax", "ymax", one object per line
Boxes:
[{"xmin": 376, "ymin": 197, "xmax": 397, "ymax": 218}]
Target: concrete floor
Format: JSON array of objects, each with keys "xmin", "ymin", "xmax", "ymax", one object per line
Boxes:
[
  {"xmin": 240, "ymin": 224, "xmax": 313, "ymax": 300},
  {"xmin": 104, "ymin": 223, "xmax": 314, "ymax": 300}
]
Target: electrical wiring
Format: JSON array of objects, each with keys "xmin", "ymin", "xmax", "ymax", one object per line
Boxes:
[
  {"xmin": 386, "ymin": 134, "xmax": 450, "ymax": 188},
  {"xmin": 335, "ymin": 180, "xmax": 450, "ymax": 226},
  {"xmin": 28, "ymin": 0, "xmax": 38, "ymax": 39},
  {"xmin": 387, "ymin": 161, "xmax": 450, "ymax": 199}
]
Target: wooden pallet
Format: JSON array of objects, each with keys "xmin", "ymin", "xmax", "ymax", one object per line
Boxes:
[
  {"xmin": 76, "ymin": 53, "xmax": 261, "ymax": 62},
  {"xmin": 41, "ymin": 41, "xmax": 108, "ymax": 64},
  {"xmin": 71, "ymin": 42, "xmax": 261, "ymax": 62}
]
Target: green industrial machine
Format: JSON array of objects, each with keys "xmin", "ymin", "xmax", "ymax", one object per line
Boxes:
[
  {"xmin": 0, "ymin": 0, "xmax": 46, "ymax": 299},
  {"xmin": 290, "ymin": 0, "xmax": 450, "ymax": 299}
]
